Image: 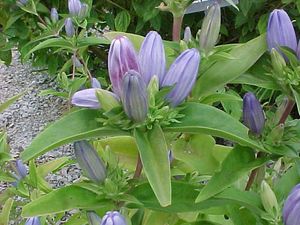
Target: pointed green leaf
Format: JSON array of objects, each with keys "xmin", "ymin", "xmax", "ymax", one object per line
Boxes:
[
  {"xmin": 0, "ymin": 198, "xmax": 14, "ymax": 225},
  {"xmin": 0, "ymin": 92, "xmax": 24, "ymax": 113},
  {"xmin": 134, "ymin": 124, "xmax": 171, "ymax": 207}
]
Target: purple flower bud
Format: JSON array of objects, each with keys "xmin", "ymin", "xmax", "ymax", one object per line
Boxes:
[
  {"xmin": 64, "ymin": 18, "xmax": 75, "ymax": 37},
  {"xmin": 183, "ymin": 26, "xmax": 192, "ymax": 43},
  {"xmin": 87, "ymin": 211, "xmax": 102, "ymax": 225},
  {"xmin": 108, "ymin": 36, "xmax": 139, "ymax": 97},
  {"xmin": 16, "ymin": 160, "xmax": 27, "ymax": 179},
  {"xmin": 297, "ymin": 40, "xmax": 300, "ymax": 60},
  {"xmin": 50, "ymin": 8, "xmax": 59, "ymax": 23},
  {"xmin": 199, "ymin": 2, "xmax": 221, "ymax": 54},
  {"xmin": 25, "ymin": 217, "xmax": 41, "ymax": 225},
  {"xmin": 74, "ymin": 141, "xmax": 106, "ymax": 184},
  {"xmin": 100, "ymin": 211, "xmax": 127, "ymax": 225},
  {"xmin": 68, "ymin": 0, "xmax": 82, "ymax": 16},
  {"xmin": 72, "ymin": 55, "xmax": 83, "ymax": 68},
  {"xmin": 91, "ymin": 78, "xmax": 101, "ymax": 88},
  {"xmin": 71, "ymin": 88, "xmax": 100, "ymax": 109},
  {"xmin": 267, "ymin": 9, "xmax": 297, "ymax": 53},
  {"xmin": 242, "ymin": 92, "xmax": 265, "ymax": 135},
  {"xmin": 79, "ymin": 3, "xmax": 89, "ymax": 19},
  {"xmin": 139, "ymin": 31, "xmax": 166, "ymax": 85},
  {"xmin": 122, "ymin": 70, "xmax": 148, "ymax": 122},
  {"xmin": 162, "ymin": 48, "xmax": 200, "ymax": 107},
  {"xmin": 283, "ymin": 184, "xmax": 300, "ymax": 225},
  {"xmin": 168, "ymin": 150, "xmax": 174, "ymax": 163},
  {"xmin": 17, "ymin": 0, "xmax": 28, "ymax": 6}
]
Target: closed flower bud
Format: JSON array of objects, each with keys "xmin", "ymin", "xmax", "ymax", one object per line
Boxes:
[
  {"xmin": 100, "ymin": 211, "xmax": 127, "ymax": 225},
  {"xmin": 271, "ymin": 48, "xmax": 286, "ymax": 76},
  {"xmin": 64, "ymin": 18, "xmax": 75, "ymax": 37},
  {"xmin": 108, "ymin": 36, "xmax": 139, "ymax": 97},
  {"xmin": 242, "ymin": 92, "xmax": 265, "ymax": 135},
  {"xmin": 17, "ymin": 0, "xmax": 28, "ymax": 6},
  {"xmin": 267, "ymin": 9, "xmax": 297, "ymax": 53},
  {"xmin": 183, "ymin": 26, "xmax": 192, "ymax": 43},
  {"xmin": 162, "ymin": 48, "xmax": 200, "ymax": 107},
  {"xmin": 72, "ymin": 55, "xmax": 83, "ymax": 68},
  {"xmin": 71, "ymin": 88, "xmax": 100, "ymax": 109},
  {"xmin": 147, "ymin": 75, "xmax": 159, "ymax": 107},
  {"xmin": 68, "ymin": 0, "xmax": 82, "ymax": 16},
  {"xmin": 199, "ymin": 2, "xmax": 221, "ymax": 54},
  {"xmin": 96, "ymin": 89, "xmax": 120, "ymax": 111},
  {"xmin": 50, "ymin": 8, "xmax": 59, "ymax": 23},
  {"xmin": 260, "ymin": 180, "xmax": 279, "ymax": 216},
  {"xmin": 139, "ymin": 31, "xmax": 166, "ymax": 85},
  {"xmin": 25, "ymin": 217, "xmax": 41, "ymax": 225},
  {"xmin": 122, "ymin": 70, "xmax": 148, "ymax": 122},
  {"xmin": 87, "ymin": 211, "xmax": 102, "ymax": 225},
  {"xmin": 16, "ymin": 160, "xmax": 27, "ymax": 179},
  {"xmin": 79, "ymin": 3, "xmax": 89, "ymax": 19},
  {"xmin": 283, "ymin": 184, "xmax": 300, "ymax": 225},
  {"xmin": 297, "ymin": 40, "xmax": 300, "ymax": 60},
  {"xmin": 74, "ymin": 141, "xmax": 106, "ymax": 184},
  {"xmin": 91, "ymin": 78, "xmax": 101, "ymax": 88}
]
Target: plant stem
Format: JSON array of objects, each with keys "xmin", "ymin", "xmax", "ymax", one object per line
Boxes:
[
  {"xmin": 172, "ymin": 15, "xmax": 183, "ymax": 41},
  {"xmin": 37, "ymin": 14, "xmax": 46, "ymax": 25},
  {"xmin": 245, "ymin": 152, "xmax": 264, "ymax": 191},
  {"xmin": 133, "ymin": 154, "xmax": 143, "ymax": 179}
]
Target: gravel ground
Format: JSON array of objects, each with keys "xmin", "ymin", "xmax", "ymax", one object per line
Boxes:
[{"xmin": 0, "ymin": 52, "xmax": 81, "ymax": 223}]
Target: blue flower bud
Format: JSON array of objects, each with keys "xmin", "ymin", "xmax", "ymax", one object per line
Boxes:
[
  {"xmin": 139, "ymin": 31, "xmax": 166, "ymax": 85},
  {"xmin": 50, "ymin": 8, "xmax": 59, "ymax": 23},
  {"xmin": 79, "ymin": 3, "xmax": 89, "ymax": 19},
  {"xmin": 25, "ymin": 217, "xmax": 41, "ymax": 225},
  {"xmin": 162, "ymin": 48, "xmax": 200, "ymax": 107},
  {"xmin": 64, "ymin": 18, "xmax": 75, "ymax": 37},
  {"xmin": 87, "ymin": 211, "xmax": 102, "ymax": 225},
  {"xmin": 183, "ymin": 26, "xmax": 192, "ymax": 43},
  {"xmin": 108, "ymin": 36, "xmax": 139, "ymax": 97},
  {"xmin": 74, "ymin": 141, "xmax": 106, "ymax": 184},
  {"xmin": 297, "ymin": 40, "xmax": 300, "ymax": 60},
  {"xmin": 17, "ymin": 0, "xmax": 28, "ymax": 6},
  {"xmin": 121, "ymin": 70, "xmax": 148, "ymax": 122},
  {"xmin": 68, "ymin": 0, "xmax": 82, "ymax": 16},
  {"xmin": 267, "ymin": 9, "xmax": 297, "ymax": 53},
  {"xmin": 100, "ymin": 211, "xmax": 127, "ymax": 225},
  {"xmin": 91, "ymin": 78, "xmax": 101, "ymax": 88},
  {"xmin": 283, "ymin": 184, "xmax": 300, "ymax": 225},
  {"xmin": 199, "ymin": 2, "xmax": 221, "ymax": 54},
  {"xmin": 242, "ymin": 92, "xmax": 265, "ymax": 135},
  {"xmin": 16, "ymin": 160, "xmax": 27, "ymax": 179},
  {"xmin": 72, "ymin": 55, "xmax": 83, "ymax": 68},
  {"xmin": 71, "ymin": 88, "xmax": 100, "ymax": 109}
]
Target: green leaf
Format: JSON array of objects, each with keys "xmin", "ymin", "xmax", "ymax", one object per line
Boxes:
[
  {"xmin": 200, "ymin": 93, "xmax": 242, "ymax": 105},
  {"xmin": 0, "ymin": 198, "xmax": 14, "ymax": 225},
  {"xmin": 21, "ymin": 109, "xmax": 128, "ymax": 162},
  {"xmin": 134, "ymin": 124, "xmax": 171, "ymax": 207},
  {"xmin": 37, "ymin": 157, "xmax": 70, "ymax": 177},
  {"xmin": 193, "ymin": 34, "xmax": 267, "ymax": 97},
  {"xmin": 114, "ymin": 10, "xmax": 131, "ymax": 32},
  {"xmin": 0, "ymin": 92, "xmax": 24, "ymax": 113},
  {"xmin": 291, "ymin": 88, "xmax": 300, "ymax": 116},
  {"xmin": 22, "ymin": 185, "xmax": 113, "ymax": 217},
  {"xmin": 165, "ymin": 103, "xmax": 265, "ymax": 151},
  {"xmin": 195, "ymin": 145, "xmax": 268, "ymax": 202},
  {"xmin": 76, "ymin": 37, "xmax": 110, "ymax": 48}
]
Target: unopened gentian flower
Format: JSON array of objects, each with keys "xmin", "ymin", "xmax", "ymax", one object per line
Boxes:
[
  {"xmin": 79, "ymin": 3, "xmax": 89, "ymax": 19},
  {"xmin": 283, "ymin": 184, "xmax": 300, "ymax": 225},
  {"xmin": 17, "ymin": 0, "xmax": 28, "ymax": 6},
  {"xmin": 87, "ymin": 211, "xmax": 102, "ymax": 225},
  {"xmin": 183, "ymin": 26, "xmax": 192, "ymax": 43},
  {"xmin": 199, "ymin": 2, "xmax": 221, "ymax": 54},
  {"xmin": 297, "ymin": 40, "xmax": 300, "ymax": 60},
  {"xmin": 25, "ymin": 217, "xmax": 41, "ymax": 225},
  {"xmin": 161, "ymin": 48, "xmax": 200, "ymax": 106},
  {"xmin": 243, "ymin": 92, "xmax": 265, "ymax": 135},
  {"xmin": 91, "ymin": 78, "xmax": 101, "ymax": 88},
  {"xmin": 108, "ymin": 36, "xmax": 139, "ymax": 97},
  {"xmin": 100, "ymin": 211, "xmax": 127, "ymax": 225},
  {"xmin": 16, "ymin": 159, "xmax": 27, "ymax": 179},
  {"xmin": 68, "ymin": 0, "xmax": 82, "ymax": 16},
  {"xmin": 122, "ymin": 70, "xmax": 148, "ymax": 122},
  {"xmin": 267, "ymin": 9, "xmax": 297, "ymax": 53},
  {"xmin": 71, "ymin": 88, "xmax": 100, "ymax": 108},
  {"xmin": 139, "ymin": 31, "xmax": 166, "ymax": 85},
  {"xmin": 64, "ymin": 18, "xmax": 75, "ymax": 37},
  {"xmin": 74, "ymin": 141, "xmax": 106, "ymax": 184},
  {"xmin": 72, "ymin": 54, "xmax": 83, "ymax": 68},
  {"xmin": 50, "ymin": 8, "xmax": 59, "ymax": 23}
]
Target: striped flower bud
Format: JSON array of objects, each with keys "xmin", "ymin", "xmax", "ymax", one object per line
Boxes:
[
  {"xmin": 79, "ymin": 3, "xmax": 89, "ymax": 19},
  {"xmin": 267, "ymin": 9, "xmax": 297, "ymax": 53},
  {"xmin": 100, "ymin": 211, "xmax": 127, "ymax": 225},
  {"xmin": 25, "ymin": 217, "xmax": 41, "ymax": 225},
  {"xmin": 87, "ymin": 211, "xmax": 102, "ymax": 225},
  {"xmin": 199, "ymin": 2, "xmax": 221, "ymax": 54},
  {"xmin": 91, "ymin": 78, "xmax": 101, "ymax": 88},
  {"xmin": 183, "ymin": 26, "xmax": 192, "ymax": 43},
  {"xmin": 50, "ymin": 8, "xmax": 59, "ymax": 23},
  {"xmin": 72, "ymin": 55, "xmax": 83, "ymax": 68},
  {"xmin": 139, "ymin": 31, "xmax": 166, "ymax": 85},
  {"xmin": 260, "ymin": 180, "xmax": 279, "ymax": 216},
  {"xmin": 122, "ymin": 70, "xmax": 148, "ymax": 122},
  {"xmin": 161, "ymin": 48, "xmax": 200, "ymax": 107},
  {"xmin": 16, "ymin": 160, "xmax": 27, "ymax": 179},
  {"xmin": 242, "ymin": 92, "xmax": 265, "ymax": 135},
  {"xmin": 283, "ymin": 184, "xmax": 300, "ymax": 225},
  {"xmin": 297, "ymin": 40, "xmax": 300, "ymax": 60},
  {"xmin": 68, "ymin": 0, "xmax": 82, "ymax": 16},
  {"xmin": 64, "ymin": 18, "xmax": 75, "ymax": 37},
  {"xmin": 74, "ymin": 141, "xmax": 106, "ymax": 184},
  {"xmin": 71, "ymin": 88, "xmax": 100, "ymax": 109},
  {"xmin": 108, "ymin": 36, "xmax": 139, "ymax": 97}
]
